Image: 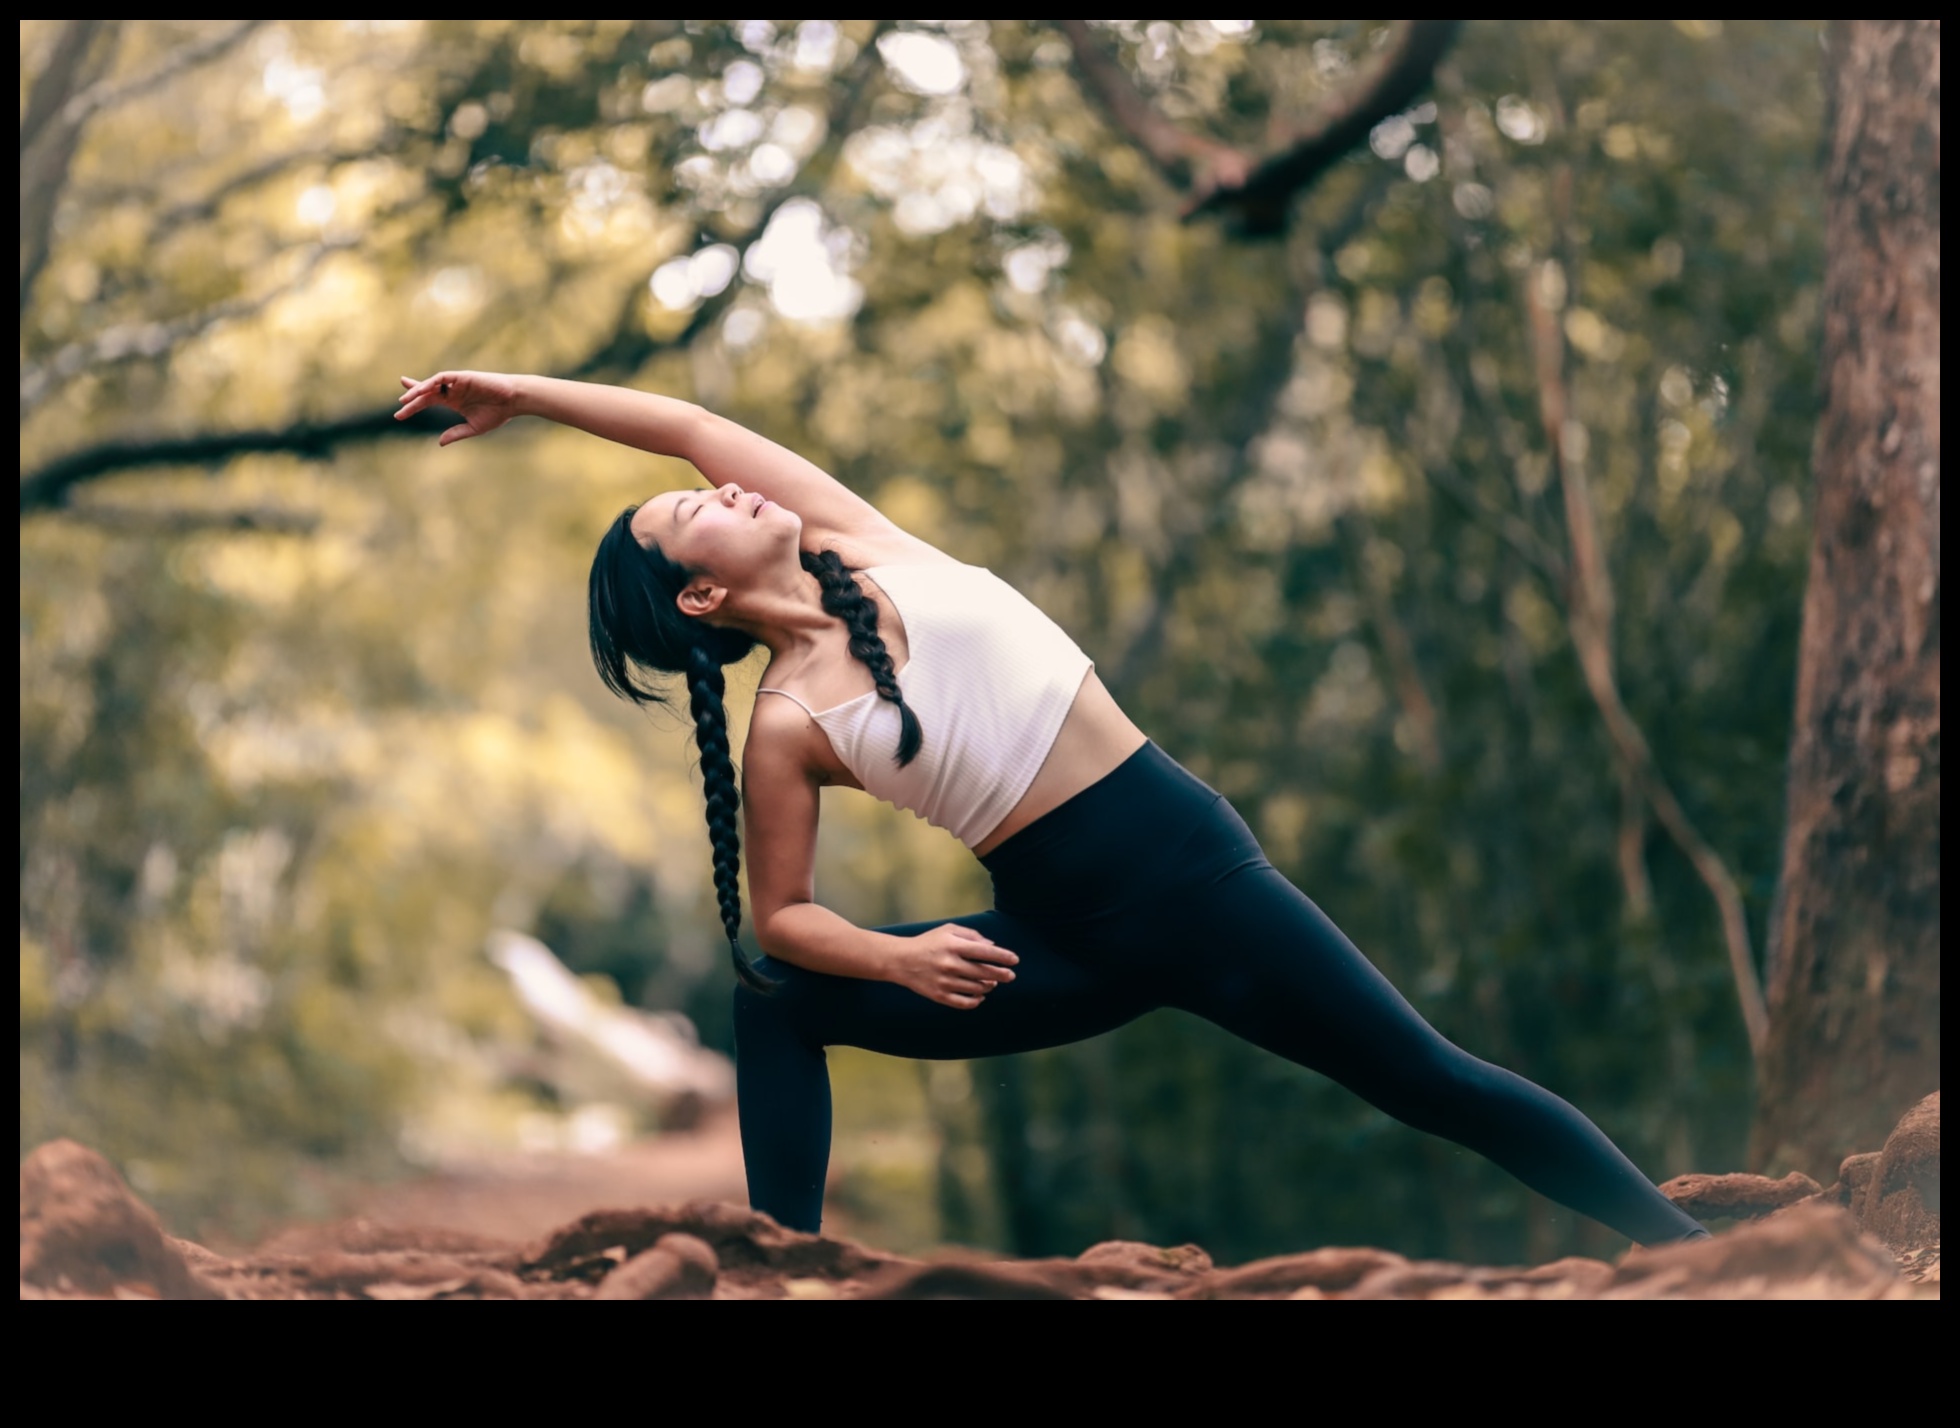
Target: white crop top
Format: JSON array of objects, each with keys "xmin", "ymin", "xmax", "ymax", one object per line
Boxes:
[{"xmin": 757, "ymin": 561, "xmax": 1093, "ymax": 848}]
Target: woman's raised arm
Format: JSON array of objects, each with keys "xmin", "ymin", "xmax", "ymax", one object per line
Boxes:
[{"xmin": 396, "ymin": 371, "xmax": 916, "ymax": 552}]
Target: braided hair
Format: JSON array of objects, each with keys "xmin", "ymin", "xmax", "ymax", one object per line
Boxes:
[
  {"xmin": 586, "ymin": 506, "xmax": 922, "ymax": 993},
  {"xmin": 799, "ymin": 547, "xmax": 921, "ymax": 766}
]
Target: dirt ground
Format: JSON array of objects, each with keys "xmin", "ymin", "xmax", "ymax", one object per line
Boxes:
[
  {"xmin": 324, "ymin": 1107, "xmax": 751, "ymax": 1249},
  {"xmin": 19, "ymin": 1093, "xmax": 1939, "ymax": 1300}
]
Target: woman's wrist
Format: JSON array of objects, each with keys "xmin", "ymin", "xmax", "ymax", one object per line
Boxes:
[{"xmin": 508, "ymin": 374, "xmax": 547, "ymax": 421}]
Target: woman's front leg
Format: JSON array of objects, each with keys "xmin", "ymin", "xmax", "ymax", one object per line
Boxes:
[{"xmin": 732, "ymin": 910, "xmax": 1148, "ymax": 1233}]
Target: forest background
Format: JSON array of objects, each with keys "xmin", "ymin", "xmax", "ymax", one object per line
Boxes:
[{"xmin": 19, "ymin": 19, "xmax": 1939, "ymax": 1265}]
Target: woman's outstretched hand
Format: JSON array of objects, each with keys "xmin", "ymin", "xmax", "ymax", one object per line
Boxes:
[
  {"xmin": 396, "ymin": 371, "xmax": 522, "ymax": 447},
  {"xmin": 893, "ymin": 924, "xmax": 1019, "ymax": 1010}
]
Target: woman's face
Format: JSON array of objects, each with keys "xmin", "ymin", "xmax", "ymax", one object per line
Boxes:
[{"xmin": 632, "ymin": 481, "xmax": 800, "ymax": 598}]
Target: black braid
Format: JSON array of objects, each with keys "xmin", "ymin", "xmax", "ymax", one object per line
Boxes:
[
  {"xmin": 588, "ymin": 507, "xmax": 920, "ymax": 997},
  {"xmin": 800, "ymin": 548, "xmax": 923, "ymax": 766},
  {"xmin": 686, "ymin": 644, "xmax": 775, "ymax": 993},
  {"xmin": 588, "ymin": 509, "xmax": 774, "ymax": 993}
]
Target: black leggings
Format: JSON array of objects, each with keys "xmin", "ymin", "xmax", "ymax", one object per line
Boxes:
[{"xmin": 734, "ymin": 742, "xmax": 1704, "ymax": 1246}]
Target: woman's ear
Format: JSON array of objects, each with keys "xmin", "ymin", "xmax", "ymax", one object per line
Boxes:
[{"xmin": 677, "ymin": 577, "xmax": 725, "ymax": 618}]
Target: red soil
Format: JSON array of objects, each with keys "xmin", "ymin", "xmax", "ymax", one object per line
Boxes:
[{"xmin": 20, "ymin": 1094, "xmax": 1938, "ymax": 1301}]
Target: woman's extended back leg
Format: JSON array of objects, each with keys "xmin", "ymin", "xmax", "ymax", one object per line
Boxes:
[{"xmin": 1158, "ymin": 864, "xmax": 1705, "ymax": 1245}]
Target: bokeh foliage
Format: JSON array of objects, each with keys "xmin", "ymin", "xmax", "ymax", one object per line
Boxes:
[{"xmin": 21, "ymin": 20, "xmax": 1822, "ymax": 1259}]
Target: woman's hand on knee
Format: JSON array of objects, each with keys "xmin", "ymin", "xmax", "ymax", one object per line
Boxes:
[{"xmin": 890, "ymin": 925, "xmax": 1018, "ymax": 1009}]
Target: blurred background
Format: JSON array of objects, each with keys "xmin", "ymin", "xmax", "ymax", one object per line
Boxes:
[{"xmin": 17, "ymin": 20, "xmax": 1887, "ymax": 1264}]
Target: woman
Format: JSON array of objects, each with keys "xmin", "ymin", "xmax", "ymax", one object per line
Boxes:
[{"xmin": 395, "ymin": 369, "xmax": 1707, "ymax": 1246}]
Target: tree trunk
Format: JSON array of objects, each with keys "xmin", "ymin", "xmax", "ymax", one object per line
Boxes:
[
  {"xmin": 1753, "ymin": 20, "xmax": 1941, "ymax": 1176},
  {"xmin": 19, "ymin": 21, "xmax": 112, "ymax": 314}
]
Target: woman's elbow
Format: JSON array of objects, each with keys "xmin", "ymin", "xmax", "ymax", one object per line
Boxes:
[{"xmin": 752, "ymin": 902, "xmax": 799, "ymax": 957}]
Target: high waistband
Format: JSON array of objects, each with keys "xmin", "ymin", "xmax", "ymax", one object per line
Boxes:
[{"xmin": 979, "ymin": 741, "xmax": 1258, "ymax": 924}]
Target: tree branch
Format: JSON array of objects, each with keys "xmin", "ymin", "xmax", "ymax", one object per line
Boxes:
[
  {"xmin": 1060, "ymin": 19, "xmax": 1462, "ymax": 236},
  {"xmin": 1522, "ymin": 259, "xmax": 1769, "ymax": 1058},
  {"xmin": 20, "ymin": 21, "xmax": 117, "ymax": 312},
  {"xmin": 59, "ymin": 21, "xmax": 262, "ymax": 130},
  {"xmin": 1339, "ymin": 513, "xmax": 1444, "ymax": 774},
  {"xmin": 22, "ymin": 234, "xmax": 363, "ymax": 415},
  {"xmin": 20, "ymin": 409, "xmax": 461, "ymax": 515},
  {"xmin": 19, "ymin": 21, "xmax": 108, "ymax": 153},
  {"xmin": 60, "ymin": 502, "xmax": 320, "ymax": 535},
  {"xmin": 19, "ymin": 23, "xmax": 895, "ymax": 517},
  {"xmin": 572, "ymin": 23, "xmax": 891, "ymax": 384},
  {"xmin": 1054, "ymin": 21, "xmax": 1252, "ymax": 192},
  {"xmin": 148, "ymin": 136, "xmax": 404, "ymax": 243},
  {"xmin": 1424, "ymin": 458, "xmax": 1566, "ymax": 582},
  {"xmin": 1187, "ymin": 22, "xmax": 1463, "ymax": 230}
]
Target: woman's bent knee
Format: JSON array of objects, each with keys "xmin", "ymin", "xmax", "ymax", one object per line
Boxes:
[
  {"xmin": 733, "ymin": 971, "xmax": 792, "ymax": 1030},
  {"xmin": 732, "ymin": 958, "xmax": 822, "ymax": 1043}
]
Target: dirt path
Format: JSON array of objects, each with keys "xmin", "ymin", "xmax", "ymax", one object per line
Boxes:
[
  {"xmin": 18, "ymin": 1093, "xmax": 1940, "ymax": 1300},
  {"xmin": 305, "ymin": 1108, "xmax": 748, "ymax": 1249}
]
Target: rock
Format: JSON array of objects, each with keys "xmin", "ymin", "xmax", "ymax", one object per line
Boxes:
[
  {"xmin": 781, "ymin": 1276, "xmax": 844, "ymax": 1299},
  {"xmin": 593, "ymin": 1233, "xmax": 719, "ymax": 1300},
  {"xmin": 1344, "ymin": 1259, "xmax": 1485, "ymax": 1300},
  {"xmin": 168, "ymin": 1234, "xmax": 235, "ymax": 1275},
  {"xmin": 1016, "ymin": 1239, "xmax": 1214, "ymax": 1295},
  {"xmin": 1606, "ymin": 1200, "xmax": 1906, "ymax": 1299},
  {"xmin": 1835, "ymin": 1152, "xmax": 1881, "ymax": 1205},
  {"xmin": 1181, "ymin": 1246, "xmax": 1407, "ymax": 1299},
  {"xmin": 859, "ymin": 1259, "xmax": 1075, "ymax": 1300},
  {"xmin": 23, "ymin": 1128, "xmax": 1936, "ymax": 1303},
  {"xmin": 1658, "ymin": 1170, "xmax": 1823, "ymax": 1221},
  {"xmin": 1858, "ymin": 1092, "xmax": 1939, "ymax": 1253},
  {"xmin": 295, "ymin": 1249, "xmax": 508, "ymax": 1297},
  {"xmin": 427, "ymin": 1267, "xmax": 530, "ymax": 1299},
  {"xmin": 1508, "ymin": 1256, "xmax": 1618, "ymax": 1299},
  {"xmin": 1890, "ymin": 1245, "xmax": 1940, "ymax": 1286},
  {"xmin": 1349, "ymin": 1255, "xmax": 1619, "ymax": 1301},
  {"xmin": 1077, "ymin": 1239, "xmax": 1213, "ymax": 1276},
  {"xmin": 19, "ymin": 1140, "xmax": 216, "ymax": 1299},
  {"xmin": 523, "ymin": 1199, "xmax": 893, "ymax": 1288}
]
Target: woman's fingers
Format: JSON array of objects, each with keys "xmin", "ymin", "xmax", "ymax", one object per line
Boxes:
[
  {"xmin": 393, "ymin": 378, "xmax": 448, "ymax": 421},
  {"xmin": 935, "ymin": 926, "xmax": 1018, "ymax": 969},
  {"xmin": 942, "ymin": 991, "xmax": 983, "ymax": 1010},
  {"xmin": 959, "ymin": 941, "xmax": 1020, "ymax": 969},
  {"xmin": 394, "ymin": 373, "xmax": 458, "ymax": 411},
  {"xmin": 396, "ymin": 374, "xmax": 487, "ymax": 445}
]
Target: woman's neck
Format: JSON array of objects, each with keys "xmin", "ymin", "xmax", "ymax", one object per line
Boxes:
[{"xmin": 717, "ymin": 564, "xmax": 833, "ymax": 662}]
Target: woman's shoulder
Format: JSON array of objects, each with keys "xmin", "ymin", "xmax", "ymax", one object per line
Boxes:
[
  {"xmin": 747, "ymin": 680, "xmax": 825, "ymax": 754},
  {"xmin": 747, "ymin": 681, "xmax": 860, "ymax": 789}
]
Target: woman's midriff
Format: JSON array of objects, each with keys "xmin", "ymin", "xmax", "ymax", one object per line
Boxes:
[{"xmin": 970, "ymin": 670, "xmax": 1149, "ymax": 858}]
